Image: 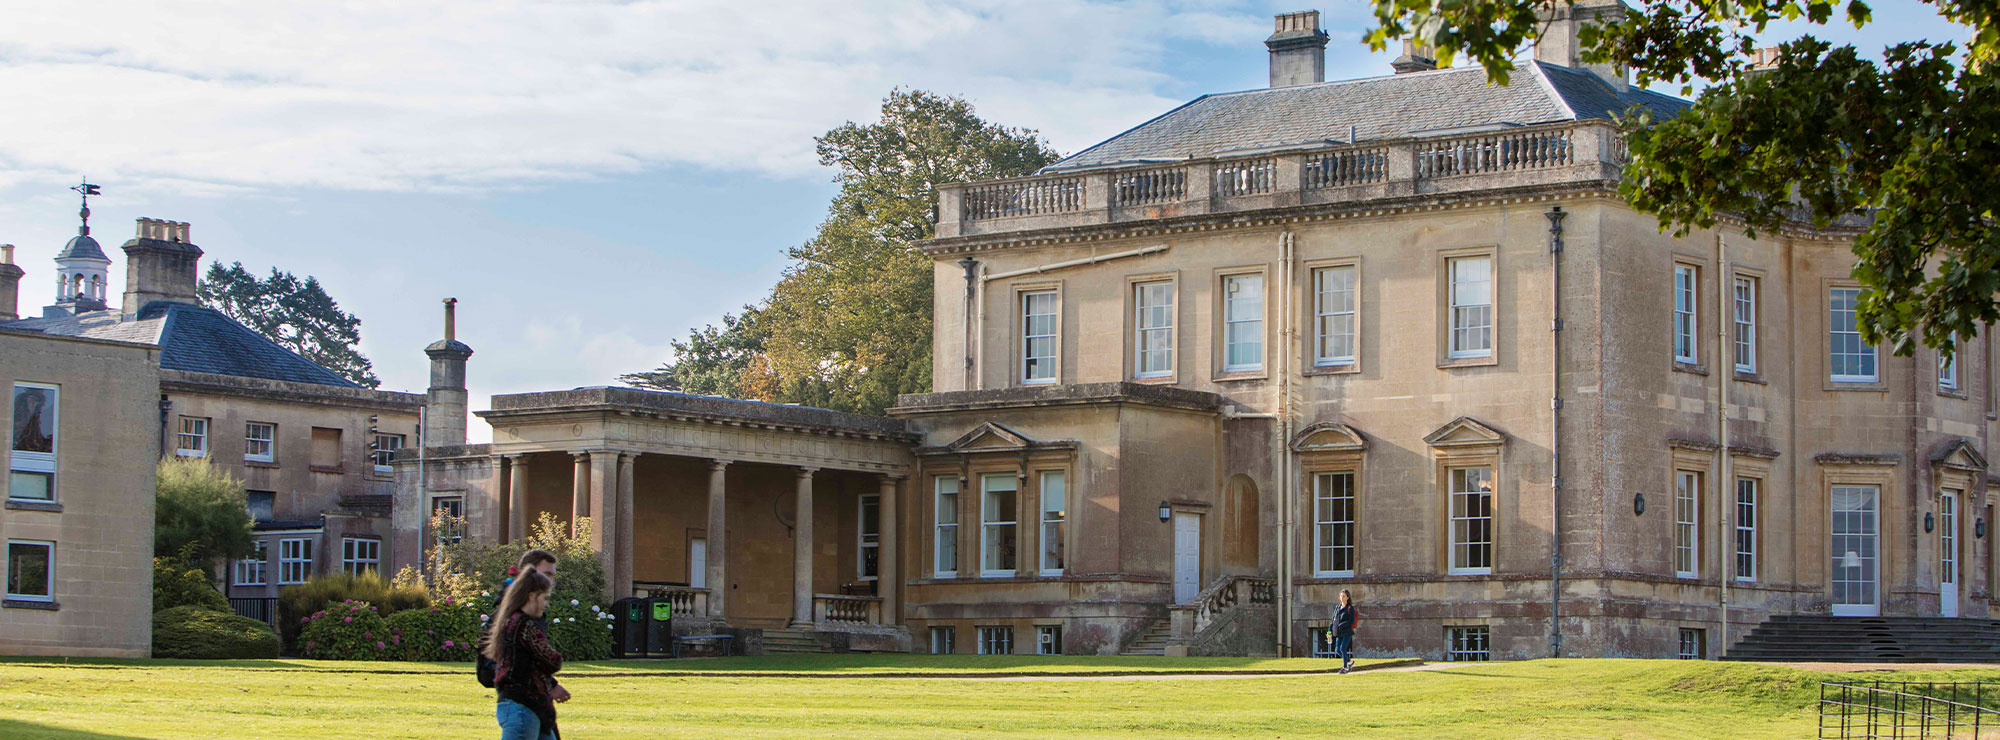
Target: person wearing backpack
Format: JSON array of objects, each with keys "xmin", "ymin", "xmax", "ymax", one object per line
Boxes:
[
  {"xmin": 1330, "ymin": 589, "xmax": 1359, "ymax": 674},
  {"xmin": 478, "ymin": 550, "xmax": 566, "ymax": 705},
  {"xmin": 484, "ymin": 570, "xmax": 567, "ymax": 740}
]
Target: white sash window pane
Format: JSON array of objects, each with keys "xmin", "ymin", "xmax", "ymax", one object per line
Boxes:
[
  {"xmin": 1674, "ymin": 472, "xmax": 1700, "ymax": 578},
  {"xmin": 1313, "ymin": 472, "xmax": 1356, "ymax": 577},
  {"xmin": 1941, "ymin": 343, "xmax": 1959, "ymax": 390},
  {"xmin": 1223, "ymin": 274, "xmax": 1264, "ymax": 372},
  {"xmin": 1134, "ymin": 283, "xmax": 1175, "ymax": 378},
  {"xmin": 981, "ymin": 474, "xmax": 1018, "ymax": 575},
  {"xmin": 1022, "ymin": 292, "xmax": 1059, "ymax": 383},
  {"xmin": 1039, "ymin": 472, "xmax": 1066, "ymax": 574},
  {"xmin": 1673, "ymin": 265, "xmax": 1698, "ymax": 364},
  {"xmin": 935, "ymin": 477, "xmax": 959, "ymax": 577},
  {"xmin": 1448, "ymin": 467, "xmax": 1493, "ymax": 574},
  {"xmin": 1733, "ymin": 277, "xmax": 1757, "ymax": 373},
  {"xmin": 1448, "ymin": 257, "xmax": 1493, "ymax": 359},
  {"xmin": 1734, "ymin": 479, "xmax": 1757, "ymax": 582},
  {"xmin": 245, "ymin": 422, "xmax": 276, "ymax": 463},
  {"xmin": 858, "ymin": 494, "xmax": 880, "ymax": 580},
  {"xmin": 1314, "ymin": 266, "xmax": 1357, "ymax": 366},
  {"xmin": 1829, "ymin": 288, "xmax": 1877, "ymax": 382},
  {"xmin": 177, "ymin": 416, "xmax": 209, "ymax": 458},
  {"xmin": 7, "ymin": 385, "xmax": 57, "ymax": 502}
]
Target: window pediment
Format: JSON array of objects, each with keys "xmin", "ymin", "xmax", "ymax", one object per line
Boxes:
[
  {"xmin": 1424, "ymin": 417, "xmax": 1505, "ymax": 449},
  {"xmin": 947, "ymin": 422, "xmax": 1035, "ymax": 452},
  {"xmin": 1291, "ymin": 422, "xmax": 1366, "ymax": 453},
  {"xmin": 1930, "ymin": 439, "xmax": 1987, "ymax": 473}
]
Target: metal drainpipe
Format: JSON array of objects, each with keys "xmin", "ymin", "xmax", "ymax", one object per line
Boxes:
[
  {"xmin": 1275, "ymin": 231, "xmax": 1296, "ymax": 656},
  {"xmin": 1546, "ymin": 206, "xmax": 1566, "ymax": 658},
  {"xmin": 418, "ymin": 407, "xmax": 428, "ymax": 574},
  {"xmin": 1716, "ymin": 232, "xmax": 1732, "ymax": 659},
  {"xmin": 959, "ymin": 257, "xmax": 979, "ymax": 389}
]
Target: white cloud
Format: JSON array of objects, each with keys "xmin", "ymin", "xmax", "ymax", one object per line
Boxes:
[{"xmin": 0, "ymin": 0, "xmax": 1277, "ymax": 194}]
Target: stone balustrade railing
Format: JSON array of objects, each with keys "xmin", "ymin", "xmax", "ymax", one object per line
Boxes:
[
  {"xmin": 815, "ymin": 594, "xmax": 884, "ymax": 625},
  {"xmin": 1168, "ymin": 575, "xmax": 1278, "ymax": 643},
  {"xmin": 936, "ymin": 120, "xmax": 1626, "ymax": 239},
  {"xmin": 634, "ymin": 582, "xmax": 709, "ymax": 617}
]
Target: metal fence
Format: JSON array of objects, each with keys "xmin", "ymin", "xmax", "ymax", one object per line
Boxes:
[
  {"xmin": 229, "ymin": 597, "xmax": 278, "ymax": 627},
  {"xmin": 1820, "ymin": 681, "xmax": 2000, "ymax": 739}
]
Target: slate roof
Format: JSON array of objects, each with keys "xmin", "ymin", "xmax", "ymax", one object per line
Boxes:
[
  {"xmin": 55, "ymin": 234, "xmax": 109, "ymax": 262},
  {"xmin": 1048, "ymin": 61, "xmax": 1689, "ymax": 171},
  {"xmin": 2, "ymin": 301, "xmax": 361, "ymax": 388}
]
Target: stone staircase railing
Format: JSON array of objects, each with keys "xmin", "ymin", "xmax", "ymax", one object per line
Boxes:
[{"xmin": 1165, "ymin": 575, "xmax": 1277, "ymax": 656}]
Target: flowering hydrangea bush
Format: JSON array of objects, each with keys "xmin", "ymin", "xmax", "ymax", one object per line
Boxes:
[
  {"xmin": 383, "ymin": 595, "xmax": 484, "ymax": 662},
  {"xmin": 543, "ymin": 599, "xmax": 616, "ymax": 661},
  {"xmin": 297, "ymin": 599, "xmax": 392, "ymax": 661}
]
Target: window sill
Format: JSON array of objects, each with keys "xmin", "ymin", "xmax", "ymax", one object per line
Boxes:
[
  {"xmin": 1437, "ymin": 355, "xmax": 1497, "ymax": 370},
  {"xmin": 176, "ymin": 452, "xmax": 208, "ymax": 460},
  {"xmin": 5, "ymin": 500, "xmax": 62, "ymax": 513},
  {"xmin": 1939, "ymin": 389, "xmax": 1968, "ymax": 400},
  {"xmin": 308, "ymin": 465, "xmax": 344, "ymax": 474},
  {"xmin": 1129, "ymin": 375, "xmax": 1177, "ymax": 386},
  {"xmin": 1825, "ymin": 380, "xmax": 1888, "ymax": 392},
  {"xmin": 3, "ymin": 599, "xmax": 58, "ymax": 611},
  {"xmin": 244, "ymin": 460, "xmax": 280, "ymax": 469},
  {"xmin": 1672, "ymin": 361, "xmax": 1708, "ymax": 376},
  {"xmin": 1733, "ymin": 371, "xmax": 1765, "ymax": 385},
  {"xmin": 1303, "ymin": 364, "xmax": 1359, "ymax": 377},
  {"xmin": 1213, "ymin": 370, "xmax": 1267, "ymax": 382}
]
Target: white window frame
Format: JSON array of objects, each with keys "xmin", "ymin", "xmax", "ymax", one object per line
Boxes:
[
  {"xmin": 1038, "ymin": 471, "xmax": 1066, "ymax": 576},
  {"xmin": 1829, "ymin": 287, "xmax": 1878, "ymax": 383},
  {"xmin": 1941, "ymin": 343, "xmax": 1960, "ymax": 391},
  {"xmin": 1447, "ymin": 256, "xmax": 1493, "ymax": 359},
  {"xmin": 934, "ymin": 476, "xmax": 959, "ymax": 578},
  {"xmin": 1036, "ymin": 624, "xmax": 1062, "ymax": 655},
  {"xmin": 1021, "ymin": 290, "xmax": 1058, "ymax": 385},
  {"xmin": 372, "ymin": 433, "xmax": 404, "ymax": 473},
  {"xmin": 278, "ymin": 537, "xmax": 313, "ymax": 585},
  {"xmin": 1447, "ymin": 467, "xmax": 1493, "ymax": 575},
  {"xmin": 1673, "ymin": 264, "xmax": 1699, "ymax": 364},
  {"xmin": 234, "ymin": 541, "xmax": 269, "ymax": 587},
  {"xmin": 857, "ymin": 493, "xmax": 880, "ymax": 582},
  {"xmin": 929, "ymin": 626, "xmax": 955, "ymax": 654},
  {"xmin": 340, "ymin": 537, "xmax": 380, "ymax": 576},
  {"xmin": 177, "ymin": 416, "xmax": 210, "ymax": 458},
  {"xmin": 1222, "ymin": 273, "xmax": 1265, "ymax": 372},
  {"xmin": 1313, "ymin": 471, "xmax": 1356, "ymax": 578},
  {"xmin": 977, "ymin": 625, "xmax": 1013, "ymax": 655},
  {"xmin": 244, "ymin": 422, "xmax": 276, "ymax": 463},
  {"xmin": 8, "ymin": 382, "xmax": 59, "ymax": 502},
  {"xmin": 980, "ymin": 473, "xmax": 1018, "ymax": 577},
  {"xmin": 1678, "ymin": 628, "xmax": 1706, "ymax": 660},
  {"xmin": 1733, "ymin": 276, "xmax": 1757, "ymax": 374},
  {"xmin": 1734, "ymin": 478, "xmax": 1757, "ymax": 583},
  {"xmin": 431, "ymin": 496, "xmax": 464, "ymax": 547},
  {"xmin": 1133, "ymin": 281, "xmax": 1175, "ymax": 379},
  {"xmin": 1313, "ymin": 265, "xmax": 1358, "ymax": 367},
  {"xmin": 1445, "ymin": 626, "xmax": 1490, "ymax": 662},
  {"xmin": 6, "ymin": 539, "xmax": 56, "ymax": 602},
  {"xmin": 1675, "ymin": 471, "xmax": 1701, "ymax": 579}
]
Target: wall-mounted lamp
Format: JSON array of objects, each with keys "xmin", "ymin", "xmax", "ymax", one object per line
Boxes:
[
  {"xmin": 1925, "ymin": 512, "xmax": 1936, "ymax": 533},
  {"xmin": 1633, "ymin": 492, "xmax": 1646, "ymax": 516},
  {"xmin": 1977, "ymin": 518, "xmax": 1988, "ymax": 539},
  {"xmin": 1158, "ymin": 501, "xmax": 1173, "ymax": 522}
]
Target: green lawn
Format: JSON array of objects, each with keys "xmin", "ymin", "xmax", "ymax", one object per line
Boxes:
[{"xmin": 2, "ymin": 657, "xmax": 1995, "ymax": 739}]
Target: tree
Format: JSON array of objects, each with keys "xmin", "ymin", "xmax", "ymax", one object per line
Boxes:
[
  {"xmin": 155, "ymin": 457, "xmax": 255, "ymax": 570},
  {"xmin": 199, "ymin": 261, "xmax": 382, "ymax": 387},
  {"xmin": 1366, "ymin": 0, "xmax": 2000, "ymax": 355},
  {"xmin": 625, "ymin": 89, "xmax": 1060, "ymax": 413}
]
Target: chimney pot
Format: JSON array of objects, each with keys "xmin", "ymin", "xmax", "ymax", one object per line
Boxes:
[
  {"xmin": 1265, "ymin": 10, "xmax": 1330, "ymax": 88},
  {"xmin": 1392, "ymin": 39, "xmax": 1439, "ymax": 74},
  {"xmin": 1533, "ymin": 0, "xmax": 1629, "ymax": 91},
  {"xmin": 1, "ymin": 244, "xmax": 13, "ymax": 265}
]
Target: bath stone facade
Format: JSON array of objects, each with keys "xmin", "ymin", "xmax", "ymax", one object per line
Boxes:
[{"xmin": 0, "ymin": 327, "xmax": 161, "ymax": 657}]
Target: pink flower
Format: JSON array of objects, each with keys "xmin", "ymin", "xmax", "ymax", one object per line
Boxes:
[
  {"xmin": 306, "ymin": 641, "xmax": 316, "ymax": 650},
  {"xmin": 376, "ymin": 641, "xmax": 386, "ymax": 650},
  {"xmin": 363, "ymin": 631, "xmax": 374, "ymax": 640},
  {"xmin": 443, "ymin": 640, "xmax": 455, "ymax": 648},
  {"xmin": 300, "ymin": 617, "xmax": 309, "ymax": 624},
  {"xmin": 343, "ymin": 617, "xmax": 353, "ymax": 623}
]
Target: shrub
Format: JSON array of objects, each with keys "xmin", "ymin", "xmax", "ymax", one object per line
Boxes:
[
  {"xmin": 278, "ymin": 571, "xmax": 429, "ymax": 651},
  {"xmin": 424, "ymin": 512, "xmax": 607, "ymax": 610},
  {"xmin": 152, "ymin": 557, "xmax": 228, "ymax": 614},
  {"xmin": 154, "ymin": 458, "xmax": 254, "ymax": 568},
  {"xmin": 298, "ymin": 599, "xmax": 395, "ymax": 660},
  {"xmin": 383, "ymin": 595, "xmax": 482, "ymax": 662},
  {"xmin": 543, "ymin": 598, "xmax": 616, "ymax": 661},
  {"xmin": 152, "ymin": 605, "xmax": 280, "ymax": 659}
]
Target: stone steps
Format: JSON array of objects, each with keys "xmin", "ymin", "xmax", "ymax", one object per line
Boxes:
[
  {"xmin": 761, "ymin": 629, "xmax": 834, "ymax": 654},
  {"xmin": 1725, "ymin": 616, "xmax": 2000, "ymax": 663},
  {"xmin": 1119, "ymin": 620, "xmax": 1174, "ymax": 657}
]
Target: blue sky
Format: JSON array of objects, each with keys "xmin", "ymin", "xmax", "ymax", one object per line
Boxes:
[{"xmin": 0, "ymin": 1, "xmax": 1968, "ymax": 441}]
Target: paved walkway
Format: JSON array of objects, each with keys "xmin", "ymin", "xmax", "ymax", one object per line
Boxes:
[
  {"xmin": 958, "ymin": 660, "xmax": 1456, "ymax": 682},
  {"xmin": 1745, "ymin": 661, "xmax": 2000, "ymax": 672}
]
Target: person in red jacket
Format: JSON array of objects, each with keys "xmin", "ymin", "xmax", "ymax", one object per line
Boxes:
[{"xmin": 485, "ymin": 570, "xmax": 567, "ymax": 740}]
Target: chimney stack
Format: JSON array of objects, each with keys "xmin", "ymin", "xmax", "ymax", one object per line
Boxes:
[
  {"xmin": 1391, "ymin": 39, "xmax": 1439, "ymax": 74},
  {"xmin": 0, "ymin": 245, "xmax": 23, "ymax": 322},
  {"xmin": 1266, "ymin": 10, "xmax": 1329, "ymax": 88},
  {"xmin": 1533, "ymin": 0, "xmax": 1630, "ymax": 91},
  {"xmin": 121, "ymin": 218, "xmax": 203, "ymax": 315},
  {"xmin": 424, "ymin": 298, "xmax": 473, "ymax": 448}
]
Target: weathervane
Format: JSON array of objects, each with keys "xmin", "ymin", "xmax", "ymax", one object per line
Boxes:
[{"xmin": 70, "ymin": 179, "xmax": 101, "ymax": 236}]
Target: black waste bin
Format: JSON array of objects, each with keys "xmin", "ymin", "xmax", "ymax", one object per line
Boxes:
[
  {"xmin": 645, "ymin": 597, "xmax": 674, "ymax": 657},
  {"xmin": 610, "ymin": 597, "xmax": 650, "ymax": 658}
]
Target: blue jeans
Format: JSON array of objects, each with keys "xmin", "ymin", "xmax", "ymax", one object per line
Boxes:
[
  {"xmin": 1332, "ymin": 634, "xmax": 1354, "ymax": 663},
  {"xmin": 498, "ymin": 698, "xmax": 556, "ymax": 740}
]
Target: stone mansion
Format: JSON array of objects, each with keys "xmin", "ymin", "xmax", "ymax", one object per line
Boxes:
[{"xmin": 384, "ymin": 4, "xmax": 1998, "ymax": 661}]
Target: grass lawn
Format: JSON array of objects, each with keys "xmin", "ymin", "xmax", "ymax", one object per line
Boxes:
[{"xmin": 3, "ymin": 656, "xmax": 1996, "ymax": 739}]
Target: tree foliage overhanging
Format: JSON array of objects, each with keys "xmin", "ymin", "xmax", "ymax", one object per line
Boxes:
[
  {"xmin": 155, "ymin": 457, "xmax": 255, "ymax": 569},
  {"xmin": 1368, "ymin": 0, "xmax": 2000, "ymax": 355},
  {"xmin": 199, "ymin": 261, "xmax": 382, "ymax": 387},
  {"xmin": 622, "ymin": 89, "xmax": 1060, "ymax": 412}
]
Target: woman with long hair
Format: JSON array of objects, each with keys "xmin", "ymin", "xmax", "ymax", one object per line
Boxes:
[
  {"xmin": 1331, "ymin": 589, "xmax": 1359, "ymax": 674},
  {"xmin": 483, "ymin": 570, "xmax": 566, "ymax": 740}
]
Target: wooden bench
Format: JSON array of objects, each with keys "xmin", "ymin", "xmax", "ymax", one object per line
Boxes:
[{"xmin": 672, "ymin": 633, "xmax": 731, "ymax": 658}]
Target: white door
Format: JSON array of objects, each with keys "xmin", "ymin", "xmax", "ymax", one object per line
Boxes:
[
  {"xmin": 1941, "ymin": 492, "xmax": 1959, "ymax": 618},
  {"xmin": 689, "ymin": 538, "xmax": 707, "ymax": 589},
  {"xmin": 1172, "ymin": 512, "xmax": 1200, "ymax": 603},
  {"xmin": 1831, "ymin": 486, "xmax": 1880, "ymax": 617}
]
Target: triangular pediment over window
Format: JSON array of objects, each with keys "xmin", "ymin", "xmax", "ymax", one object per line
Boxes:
[
  {"xmin": 1423, "ymin": 417, "xmax": 1506, "ymax": 448},
  {"xmin": 946, "ymin": 421, "xmax": 1036, "ymax": 452},
  {"xmin": 1931, "ymin": 439, "xmax": 1988, "ymax": 472},
  {"xmin": 1292, "ymin": 422, "xmax": 1367, "ymax": 453}
]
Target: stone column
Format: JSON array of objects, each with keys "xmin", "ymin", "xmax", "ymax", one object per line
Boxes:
[
  {"xmin": 706, "ymin": 459, "xmax": 730, "ymax": 619},
  {"xmin": 616, "ymin": 452, "xmax": 636, "ymax": 602},
  {"xmin": 879, "ymin": 474, "xmax": 902, "ymax": 625},
  {"xmin": 790, "ymin": 467, "xmax": 818, "ymax": 628},
  {"xmin": 588, "ymin": 451, "xmax": 619, "ymax": 600},
  {"xmin": 506, "ymin": 455, "xmax": 529, "ymax": 543},
  {"xmin": 570, "ymin": 453, "xmax": 590, "ymax": 537}
]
